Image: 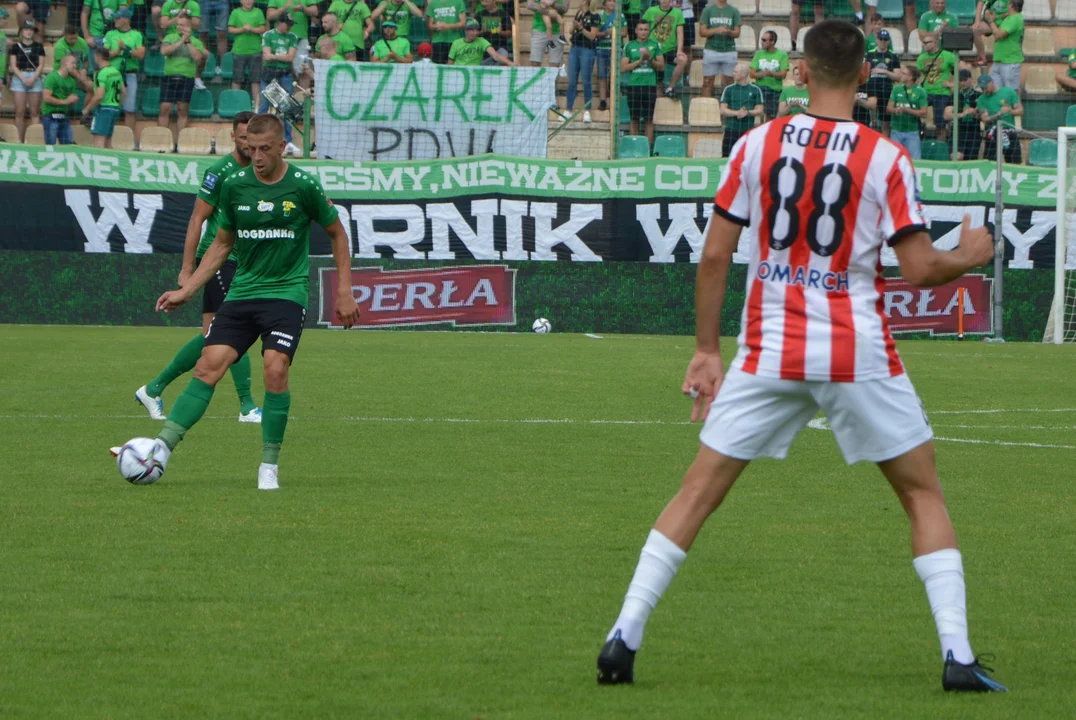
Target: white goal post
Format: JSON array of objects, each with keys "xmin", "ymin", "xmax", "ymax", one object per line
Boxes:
[{"xmin": 1046, "ymin": 127, "xmax": 1076, "ymax": 344}]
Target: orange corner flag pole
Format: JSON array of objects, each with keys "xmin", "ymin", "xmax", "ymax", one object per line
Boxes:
[{"xmin": 957, "ymin": 287, "xmax": 966, "ymax": 341}]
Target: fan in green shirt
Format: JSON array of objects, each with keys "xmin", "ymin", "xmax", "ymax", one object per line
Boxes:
[
  {"xmin": 918, "ymin": 0, "xmax": 959, "ymax": 35},
  {"xmin": 447, "ymin": 20, "xmax": 513, "ymax": 65},
  {"xmin": 321, "ymin": 15, "xmax": 358, "ymax": 59},
  {"xmin": 720, "ymin": 69, "xmax": 763, "ymax": 135},
  {"xmin": 327, "ymin": 0, "xmax": 372, "ymax": 50},
  {"xmin": 262, "ymin": 26, "xmax": 298, "ymax": 69},
  {"xmin": 162, "ymin": 28, "xmax": 206, "ymax": 76},
  {"xmin": 267, "ymin": 0, "xmax": 318, "ymax": 42},
  {"xmin": 916, "ymin": 35, "xmax": 956, "ymax": 97},
  {"xmin": 977, "ymin": 76, "xmax": 1022, "ymax": 128},
  {"xmin": 427, "ymin": 0, "xmax": 467, "ymax": 45},
  {"xmin": 641, "ymin": 0, "xmax": 684, "ymax": 55},
  {"xmin": 42, "ymin": 64, "xmax": 80, "ymax": 115},
  {"xmin": 750, "ymin": 41, "xmax": 788, "ymax": 93},
  {"xmin": 229, "ymin": 1, "xmax": 268, "ymax": 56},
  {"xmin": 887, "ymin": 78, "xmax": 928, "ymax": 133},
  {"xmin": 54, "ymin": 30, "xmax": 91, "ymax": 74},
  {"xmin": 82, "ymin": 0, "xmax": 127, "ymax": 40},
  {"xmin": 778, "ymin": 64, "xmax": 809, "ymax": 116},
  {"xmin": 623, "ymin": 36, "xmax": 662, "ymax": 87},
  {"xmin": 1060, "ymin": 48, "xmax": 1076, "ymax": 92},
  {"xmin": 698, "ymin": 0, "xmax": 739, "ymax": 54},
  {"xmin": 369, "ymin": 22, "xmax": 413, "ymax": 62},
  {"xmin": 104, "ymin": 20, "xmax": 145, "ymax": 73},
  {"xmin": 987, "ymin": 5, "xmax": 1023, "ymax": 65},
  {"xmin": 371, "ymin": 0, "xmax": 422, "ymax": 37},
  {"xmin": 159, "ymin": 0, "xmax": 200, "ymax": 32}
]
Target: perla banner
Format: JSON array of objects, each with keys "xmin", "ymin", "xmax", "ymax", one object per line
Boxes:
[{"xmin": 312, "ymin": 62, "xmax": 558, "ymax": 162}]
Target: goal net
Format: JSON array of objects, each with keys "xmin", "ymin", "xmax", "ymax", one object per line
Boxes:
[{"xmin": 1044, "ymin": 128, "xmax": 1076, "ymax": 343}]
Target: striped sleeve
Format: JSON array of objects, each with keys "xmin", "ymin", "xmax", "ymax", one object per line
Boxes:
[
  {"xmin": 878, "ymin": 147, "xmax": 927, "ymax": 246},
  {"xmin": 713, "ymin": 133, "xmax": 752, "ymax": 226}
]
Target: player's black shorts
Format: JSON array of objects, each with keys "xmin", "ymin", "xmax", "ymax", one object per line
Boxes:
[
  {"xmin": 204, "ymin": 299, "xmax": 307, "ymax": 362},
  {"xmin": 199, "ymin": 258, "xmax": 237, "ymax": 314},
  {"xmin": 625, "ymin": 84, "xmax": 657, "ymax": 122},
  {"xmin": 722, "ymin": 129, "xmax": 745, "ymax": 158}
]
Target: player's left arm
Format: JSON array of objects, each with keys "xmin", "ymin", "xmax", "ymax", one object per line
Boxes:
[{"xmin": 308, "ymin": 177, "xmax": 359, "ymax": 328}]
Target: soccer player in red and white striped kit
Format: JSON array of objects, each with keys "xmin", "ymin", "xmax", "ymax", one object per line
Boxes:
[{"xmin": 597, "ymin": 20, "xmax": 1006, "ymax": 693}]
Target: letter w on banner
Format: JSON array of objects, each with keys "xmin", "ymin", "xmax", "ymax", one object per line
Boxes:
[{"xmin": 314, "ymin": 62, "xmax": 557, "ymax": 162}]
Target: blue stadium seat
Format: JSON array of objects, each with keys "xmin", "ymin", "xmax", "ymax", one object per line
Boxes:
[
  {"xmin": 1028, "ymin": 138, "xmax": 1058, "ymax": 168},
  {"xmin": 619, "ymin": 135, "xmax": 650, "ymax": 158},
  {"xmin": 652, "ymin": 134, "xmax": 686, "ymax": 158}
]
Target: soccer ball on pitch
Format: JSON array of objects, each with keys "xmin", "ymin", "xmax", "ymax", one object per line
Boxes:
[
  {"xmin": 532, "ymin": 318, "xmax": 552, "ymax": 334},
  {"xmin": 116, "ymin": 438, "xmax": 165, "ymax": 485}
]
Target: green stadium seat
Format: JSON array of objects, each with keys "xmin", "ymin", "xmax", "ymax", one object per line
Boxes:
[
  {"xmin": 947, "ymin": 0, "xmax": 977, "ymax": 23},
  {"xmin": 876, "ymin": 0, "xmax": 905, "ymax": 20},
  {"xmin": 217, "ymin": 89, "xmax": 252, "ymax": 118},
  {"xmin": 921, "ymin": 140, "xmax": 951, "ymax": 161},
  {"xmin": 619, "ymin": 95, "xmax": 630, "ymax": 124},
  {"xmin": 140, "ymin": 86, "xmax": 161, "ymax": 117},
  {"xmin": 202, "ymin": 53, "xmax": 217, "ymax": 79},
  {"xmin": 652, "ymin": 134, "xmax": 686, "ymax": 158},
  {"xmin": 1028, "ymin": 138, "xmax": 1058, "ymax": 168},
  {"xmin": 188, "ymin": 88, "xmax": 215, "ymax": 118},
  {"xmin": 143, "ymin": 52, "xmax": 165, "ymax": 78},
  {"xmin": 219, "ymin": 53, "xmax": 234, "ymax": 81},
  {"xmin": 619, "ymin": 135, "xmax": 650, "ymax": 158},
  {"xmin": 1067, "ymin": 105, "xmax": 1076, "ymax": 128}
]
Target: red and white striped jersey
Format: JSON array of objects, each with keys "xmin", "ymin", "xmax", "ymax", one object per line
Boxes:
[{"xmin": 713, "ymin": 113, "xmax": 927, "ymax": 383}]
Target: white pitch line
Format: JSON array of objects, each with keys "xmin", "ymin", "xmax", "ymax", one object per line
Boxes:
[
  {"xmin": 935, "ymin": 423, "xmax": 1076, "ymax": 431},
  {"xmin": 933, "ymin": 436, "xmax": 1076, "ymax": 450},
  {"xmin": 930, "ymin": 408, "xmax": 1076, "ymax": 415}
]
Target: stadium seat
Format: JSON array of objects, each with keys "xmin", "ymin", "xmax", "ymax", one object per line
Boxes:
[
  {"xmin": 619, "ymin": 95, "xmax": 630, "ymax": 124},
  {"xmin": 876, "ymin": 0, "xmax": 906, "ymax": 20},
  {"xmin": 178, "ymin": 127, "xmax": 213, "ymax": 155},
  {"xmin": 188, "ymin": 88, "xmax": 215, "ymax": 118},
  {"xmin": 0, "ymin": 123, "xmax": 17, "ymax": 142},
  {"xmin": 217, "ymin": 89, "xmax": 253, "ymax": 118},
  {"xmin": 0, "ymin": 86, "xmax": 13, "ymax": 114},
  {"xmin": 619, "ymin": 135, "xmax": 650, "ymax": 158},
  {"xmin": 760, "ymin": 26, "xmax": 792, "ymax": 53},
  {"xmin": 143, "ymin": 53, "xmax": 166, "ymax": 78},
  {"xmin": 921, "ymin": 140, "xmax": 951, "ymax": 160},
  {"xmin": 1061, "ymin": 2, "xmax": 1076, "ymax": 21},
  {"xmin": 140, "ymin": 126, "xmax": 175, "ymax": 153},
  {"xmin": 758, "ymin": 0, "xmax": 791, "ymax": 15},
  {"xmin": 44, "ymin": 44, "xmax": 54, "ymax": 72},
  {"xmin": 112, "ymin": 125, "xmax": 136, "ymax": 151},
  {"xmin": 1028, "ymin": 138, "xmax": 1058, "ymax": 167},
  {"xmin": 1023, "ymin": 28, "xmax": 1055, "ymax": 58},
  {"xmin": 1022, "ymin": 1, "xmax": 1053, "ymax": 21},
  {"xmin": 946, "ymin": 0, "xmax": 977, "ymax": 23},
  {"xmin": 795, "ymin": 27, "xmax": 809, "ymax": 53},
  {"xmin": 691, "ymin": 136, "xmax": 722, "ymax": 158},
  {"xmin": 884, "ymin": 28, "xmax": 905, "ymax": 55},
  {"xmin": 736, "ymin": 25, "xmax": 756, "ymax": 53},
  {"xmin": 688, "ymin": 97, "xmax": 722, "ymax": 127},
  {"xmin": 653, "ymin": 134, "xmax": 686, "ymax": 157},
  {"xmin": 218, "ymin": 53, "xmax": 235, "ymax": 82},
  {"xmin": 140, "ymin": 86, "xmax": 162, "ymax": 118},
  {"xmin": 215, "ymin": 126, "xmax": 235, "ymax": 154},
  {"xmin": 727, "ymin": 0, "xmax": 756, "ymax": 17},
  {"xmin": 45, "ymin": 6, "xmax": 66, "ymax": 36},
  {"xmin": 24, "ymin": 124, "xmax": 45, "ymax": 145},
  {"xmin": 71, "ymin": 123, "xmax": 92, "ymax": 146},
  {"xmin": 689, "ymin": 60, "xmax": 704, "ymax": 88},
  {"xmin": 202, "ymin": 53, "xmax": 218, "ymax": 80},
  {"xmin": 908, "ymin": 29, "xmax": 923, "ymax": 56},
  {"xmin": 1025, "ymin": 66, "xmax": 1059, "ymax": 95},
  {"xmin": 653, "ymin": 97, "xmax": 683, "ymax": 125},
  {"xmin": 1067, "ymin": 105, "xmax": 1076, "ymax": 128}
]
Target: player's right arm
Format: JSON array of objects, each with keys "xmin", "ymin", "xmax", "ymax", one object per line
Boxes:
[
  {"xmin": 179, "ymin": 198, "xmax": 216, "ymax": 286},
  {"xmin": 157, "ymin": 229, "xmax": 235, "ymax": 311}
]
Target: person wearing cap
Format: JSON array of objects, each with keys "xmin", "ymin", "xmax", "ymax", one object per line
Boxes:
[
  {"xmin": 14, "ymin": 0, "xmax": 49, "ymax": 45},
  {"xmin": 104, "ymin": 7, "xmax": 145, "ymax": 132},
  {"xmin": 447, "ymin": 19, "xmax": 514, "ymax": 66},
  {"xmin": 916, "ymin": 32, "xmax": 957, "ymax": 145},
  {"xmin": 268, "ymin": 0, "xmax": 319, "ymax": 78},
  {"xmin": 944, "ymin": 69, "xmax": 982, "ymax": 160},
  {"xmin": 416, "ymin": 40, "xmax": 434, "ymax": 63},
  {"xmin": 977, "ymin": 73, "xmax": 1023, "ymax": 164},
  {"xmin": 370, "ymin": 21, "xmax": 413, "ymax": 64},
  {"xmin": 371, "ymin": 0, "xmax": 423, "ymax": 38},
  {"xmin": 984, "ymin": 0, "xmax": 1023, "ymax": 92},
  {"xmin": 8, "ymin": 21, "xmax": 45, "ymax": 142},
  {"xmin": 54, "ymin": 25, "xmax": 93, "ymax": 92},
  {"xmin": 865, "ymin": 27, "xmax": 901, "ymax": 137},
  {"xmin": 82, "ymin": 45, "xmax": 126, "ymax": 148},
  {"xmin": 887, "ymin": 65, "xmax": 928, "ymax": 159},
  {"xmin": 41, "ymin": 54, "xmax": 80, "ymax": 145},
  {"xmin": 260, "ymin": 12, "xmax": 301, "ymax": 153}
]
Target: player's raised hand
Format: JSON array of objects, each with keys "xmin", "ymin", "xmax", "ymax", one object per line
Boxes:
[
  {"xmin": 956, "ymin": 215, "xmax": 994, "ymax": 268},
  {"xmin": 682, "ymin": 351, "xmax": 724, "ymax": 423},
  {"xmin": 335, "ymin": 291, "xmax": 360, "ymax": 329},
  {"xmin": 156, "ymin": 288, "xmax": 191, "ymax": 313}
]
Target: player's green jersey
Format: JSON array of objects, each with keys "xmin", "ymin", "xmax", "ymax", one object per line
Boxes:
[
  {"xmin": 218, "ymin": 165, "xmax": 339, "ymax": 307},
  {"xmin": 196, "ymin": 153, "xmax": 246, "ymax": 260},
  {"xmin": 888, "ymin": 83, "xmax": 927, "ymax": 133},
  {"xmin": 94, "ymin": 65, "xmax": 125, "ymax": 107},
  {"xmin": 779, "ymin": 85, "xmax": 809, "ymax": 115}
]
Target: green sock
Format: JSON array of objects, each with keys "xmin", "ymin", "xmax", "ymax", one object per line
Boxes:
[
  {"xmin": 146, "ymin": 333, "xmax": 205, "ymax": 398},
  {"xmin": 261, "ymin": 390, "xmax": 291, "ymax": 465},
  {"xmin": 157, "ymin": 378, "xmax": 216, "ymax": 450},
  {"xmin": 229, "ymin": 354, "xmax": 257, "ymax": 413}
]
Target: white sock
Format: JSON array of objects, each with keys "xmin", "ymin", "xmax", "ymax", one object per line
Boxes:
[
  {"xmin": 913, "ymin": 548, "xmax": 974, "ymax": 664},
  {"xmin": 606, "ymin": 529, "xmax": 687, "ymax": 651}
]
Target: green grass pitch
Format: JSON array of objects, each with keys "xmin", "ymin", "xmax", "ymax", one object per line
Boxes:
[{"xmin": 1, "ymin": 325, "xmax": 1074, "ymax": 718}]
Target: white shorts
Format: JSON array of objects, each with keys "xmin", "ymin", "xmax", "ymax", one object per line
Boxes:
[
  {"xmin": 530, "ymin": 31, "xmax": 565, "ymax": 66},
  {"xmin": 702, "ymin": 49, "xmax": 737, "ymax": 78},
  {"xmin": 698, "ymin": 368, "xmax": 933, "ymax": 465}
]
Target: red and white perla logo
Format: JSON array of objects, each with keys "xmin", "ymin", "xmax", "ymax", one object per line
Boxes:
[
  {"xmin": 318, "ymin": 265, "xmax": 517, "ymax": 328},
  {"xmin": 884, "ymin": 275, "xmax": 993, "ymax": 336}
]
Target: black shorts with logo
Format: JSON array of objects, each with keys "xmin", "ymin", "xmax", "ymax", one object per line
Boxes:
[
  {"xmin": 204, "ymin": 299, "xmax": 307, "ymax": 362},
  {"xmin": 199, "ymin": 258, "xmax": 237, "ymax": 314},
  {"xmin": 625, "ymin": 84, "xmax": 657, "ymax": 122}
]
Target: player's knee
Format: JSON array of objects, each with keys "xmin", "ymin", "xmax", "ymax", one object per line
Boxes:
[{"xmin": 263, "ymin": 356, "xmax": 290, "ymax": 393}]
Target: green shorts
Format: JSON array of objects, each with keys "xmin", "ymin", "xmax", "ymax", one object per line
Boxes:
[{"xmin": 90, "ymin": 106, "xmax": 121, "ymax": 138}]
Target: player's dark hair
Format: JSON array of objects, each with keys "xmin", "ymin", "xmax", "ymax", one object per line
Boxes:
[
  {"xmin": 1009, "ymin": 0, "xmax": 1022, "ymax": 11},
  {"xmin": 802, "ymin": 20, "xmax": 865, "ymax": 89},
  {"xmin": 905, "ymin": 65, "xmax": 919, "ymax": 83},
  {"xmin": 763, "ymin": 30, "xmax": 777, "ymax": 42},
  {"xmin": 64, "ymin": 24, "xmax": 79, "ymax": 36},
  {"xmin": 232, "ymin": 111, "xmax": 255, "ymax": 132},
  {"xmin": 868, "ymin": 12, "xmax": 882, "ymax": 23},
  {"xmin": 637, "ymin": 19, "xmax": 650, "ymax": 27},
  {"xmin": 247, "ymin": 113, "xmax": 285, "ymax": 139}
]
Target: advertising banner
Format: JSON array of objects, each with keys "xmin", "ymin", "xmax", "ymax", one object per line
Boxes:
[{"xmin": 312, "ymin": 63, "xmax": 558, "ymax": 162}]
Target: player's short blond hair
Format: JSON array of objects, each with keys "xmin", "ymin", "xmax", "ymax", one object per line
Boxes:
[{"xmin": 247, "ymin": 114, "xmax": 285, "ymax": 140}]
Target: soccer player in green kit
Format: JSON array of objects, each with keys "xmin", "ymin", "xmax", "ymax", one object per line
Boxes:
[
  {"xmin": 148, "ymin": 114, "xmax": 360, "ymax": 490},
  {"xmin": 134, "ymin": 111, "xmax": 261, "ymax": 424}
]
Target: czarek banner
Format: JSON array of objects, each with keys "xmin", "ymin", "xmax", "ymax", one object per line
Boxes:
[{"xmin": 313, "ymin": 62, "xmax": 558, "ymax": 162}]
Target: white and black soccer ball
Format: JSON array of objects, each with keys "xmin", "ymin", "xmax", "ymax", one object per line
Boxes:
[
  {"xmin": 117, "ymin": 438, "xmax": 165, "ymax": 485},
  {"xmin": 532, "ymin": 318, "xmax": 552, "ymax": 334}
]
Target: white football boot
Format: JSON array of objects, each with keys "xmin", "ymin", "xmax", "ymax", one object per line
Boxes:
[
  {"xmin": 239, "ymin": 408, "xmax": 263, "ymax": 424},
  {"xmin": 258, "ymin": 463, "xmax": 279, "ymax": 491},
  {"xmin": 135, "ymin": 385, "xmax": 166, "ymax": 420}
]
